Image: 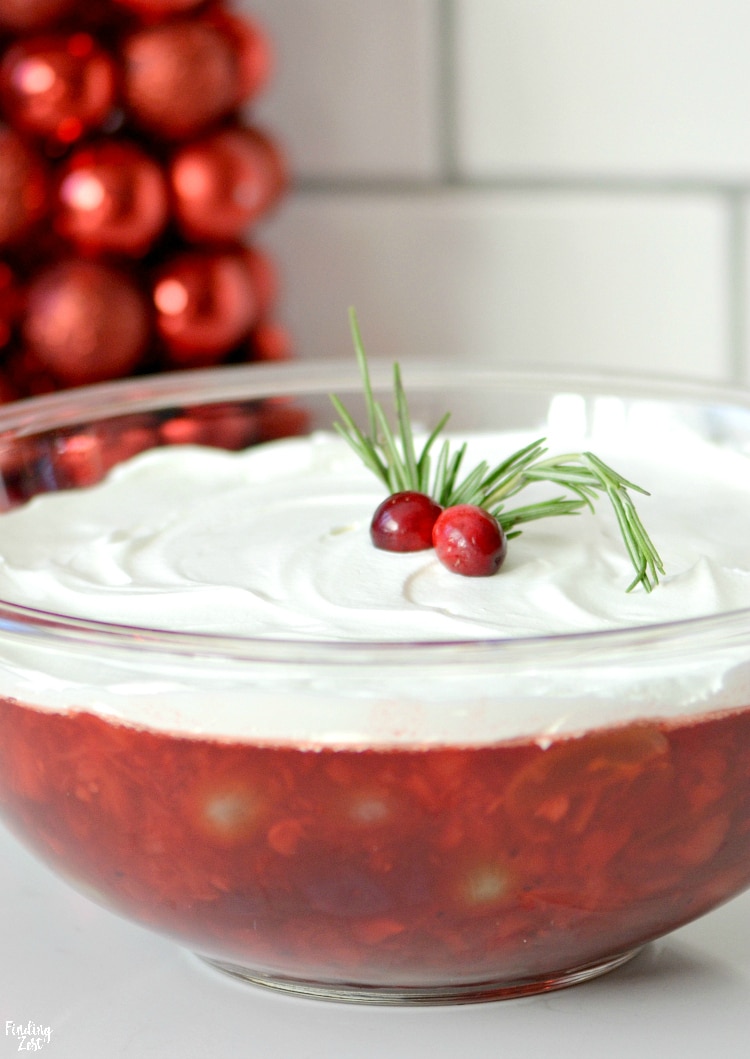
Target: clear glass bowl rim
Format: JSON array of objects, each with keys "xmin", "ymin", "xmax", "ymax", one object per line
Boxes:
[{"xmin": 0, "ymin": 358, "xmax": 749, "ymax": 669}]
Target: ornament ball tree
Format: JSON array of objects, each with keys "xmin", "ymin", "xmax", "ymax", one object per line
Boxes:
[{"xmin": 0, "ymin": 0, "xmax": 290, "ymax": 415}]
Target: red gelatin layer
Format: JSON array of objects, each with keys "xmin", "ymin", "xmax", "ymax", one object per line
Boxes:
[{"xmin": 1, "ymin": 697, "xmax": 749, "ymax": 996}]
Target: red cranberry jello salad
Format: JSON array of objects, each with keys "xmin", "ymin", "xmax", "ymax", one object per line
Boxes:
[{"xmin": 0, "ymin": 340, "xmax": 749, "ymax": 1003}]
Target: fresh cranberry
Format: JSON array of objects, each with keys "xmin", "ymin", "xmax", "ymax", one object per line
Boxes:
[
  {"xmin": 432, "ymin": 504, "xmax": 507, "ymax": 576},
  {"xmin": 370, "ymin": 491, "xmax": 443, "ymax": 552}
]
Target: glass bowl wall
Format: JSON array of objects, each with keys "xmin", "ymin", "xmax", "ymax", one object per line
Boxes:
[{"xmin": 0, "ymin": 361, "xmax": 749, "ymax": 1004}]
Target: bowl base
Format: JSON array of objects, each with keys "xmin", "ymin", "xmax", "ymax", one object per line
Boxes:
[{"xmin": 196, "ymin": 947, "xmax": 643, "ymax": 1005}]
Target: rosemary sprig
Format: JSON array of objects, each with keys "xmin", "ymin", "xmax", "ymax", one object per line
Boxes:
[{"xmin": 331, "ymin": 310, "xmax": 664, "ymax": 592}]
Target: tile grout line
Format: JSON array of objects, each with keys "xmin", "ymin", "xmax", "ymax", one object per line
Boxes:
[{"xmin": 291, "ymin": 175, "xmax": 750, "ymax": 197}]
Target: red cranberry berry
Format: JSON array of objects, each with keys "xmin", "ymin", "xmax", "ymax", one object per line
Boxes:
[
  {"xmin": 370, "ymin": 491, "xmax": 443, "ymax": 552},
  {"xmin": 432, "ymin": 504, "xmax": 507, "ymax": 576}
]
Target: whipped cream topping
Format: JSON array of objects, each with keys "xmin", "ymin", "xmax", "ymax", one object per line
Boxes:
[
  {"xmin": 0, "ymin": 418, "xmax": 748, "ymax": 744},
  {"xmin": 0, "ymin": 429, "xmax": 748, "ymax": 641}
]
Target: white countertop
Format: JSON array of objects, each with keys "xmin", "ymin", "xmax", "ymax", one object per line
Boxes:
[{"xmin": 1, "ymin": 822, "xmax": 748, "ymax": 1059}]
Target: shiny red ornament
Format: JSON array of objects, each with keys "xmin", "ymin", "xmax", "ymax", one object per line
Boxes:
[
  {"xmin": 23, "ymin": 259, "xmax": 150, "ymax": 385},
  {"xmin": 121, "ymin": 21, "xmax": 238, "ymax": 141},
  {"xmin": 152, "ymin": 249, "xmax": 258, "ymax": 365},
  {"xmin": 170, "ymin": 127, "xmax": 287, "ymax": 242},
  {"xmin": 0, "ymin": 372, "xmax": 18, "ymax": 404},
  {"xmin": 0, "ymin": 127, "xmax": 48, "ymax": 246},
  {"xmin": 111, "ymin": 0, "xmax": 205, "ymax": 18},
  {"xmin": 0, "ymin": 262, "xmax": 21, "ymax": 348},
  {"xmin": 4, "ymin": 346, "xmax": 58, "ymax": 397},
  {"xmin": 0, "ymin": 0, "xmax": 77, "ymax": 33},
  {"xmin": 0, "ymin": 34, "xmax": 117, "ymax": 146},
  {"xmin": 249, "ymin": 321, "xmax": 292, "ymax": 363},
  {"xmin": 203, "ymin": 7, "xmax": 273, "ymax": 104},
  {"xmin": 55, "ymin": 141, "xmax": 169, "ymax": 257}
]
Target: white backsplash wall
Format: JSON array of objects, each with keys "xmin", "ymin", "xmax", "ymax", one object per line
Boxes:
[{"xmin": 243, "ymin": 0, "xmax": 750, "ymax": 383}]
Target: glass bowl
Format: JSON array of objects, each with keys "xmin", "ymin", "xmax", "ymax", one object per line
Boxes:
[{"xmin": 0, "ymin": 359, "xmax": 749, "ymax": 1006}]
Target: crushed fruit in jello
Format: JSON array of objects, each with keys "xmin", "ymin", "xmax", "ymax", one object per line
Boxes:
[{"xmin": 1, "ymin": 697, "xmax": 749, "ymax": 989}]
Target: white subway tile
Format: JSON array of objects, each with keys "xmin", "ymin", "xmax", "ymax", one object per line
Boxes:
[
  {"xmin": 262, "ymin": 191, "xmax": 729, "ymax": 379},
  {"xmin": 738, "ymin": 201, "xmax": 750, "ymax": 384},
  {"xmin": 240, "ymin": 0, "xmax": 441, "ymax": 179},
  {"xmin": 455, "ymin": 0, "xmax": 750, "ymax": 180}
]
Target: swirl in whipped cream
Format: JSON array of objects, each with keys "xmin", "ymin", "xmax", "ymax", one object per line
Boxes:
[{"xmin": 0, "ymin": 429, "xmax": 748, "ymax": 642}]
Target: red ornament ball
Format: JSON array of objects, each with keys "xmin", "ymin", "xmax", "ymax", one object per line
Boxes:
[
  {"xmin": 248, "ymin": 321, "xmax": 293, "ymax": 363},
  {"xmin": 0, "ymin": 262, "xmax": 21, "ymax": 348},
  {"xmin": 0, "ymin": 372, "xmax": 19, "ymax": 405},
  {"xmin": 0, "ymin": 34, "xmax": 117, "ymax": 146},
  {"xmin": 169, "ymin": 127, "xmax": 287, "ymax": 242},
  {"xmin": 203, "ymin": 8, "xmax": 273, "ymax": 104},
  {"xmin": 0, "ymin": 127, "xmax": 48, "ymax": 246},
  {"xmin": 55, "ymin": 140, "xmax": 169, "ymax": 257},
  {"xmin": 4, "ymin": 345, "xmax": 58, "ymax": 397},
  {"xmin": 0, "ymin": 0, "xmax": 77, "ymax": 33},
  {"xmin": 152, "ymin": 249, "xmax": 258, "ymax": 365},
  {"xmin": 23, "ymin": 259, "xmax": 150, "ymax": 385},
  {"xmin": 121, "ymin": 20, "xmax": 238, "ymax": 141},
  {"xmin": 111, "ymin": 0, "xmax": 205, "ymax": 18}
]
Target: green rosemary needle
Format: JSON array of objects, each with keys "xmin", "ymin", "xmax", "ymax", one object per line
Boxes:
[{"xmin": 330, "ymin": 310, "xmax": 664, "ymax": 593}]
